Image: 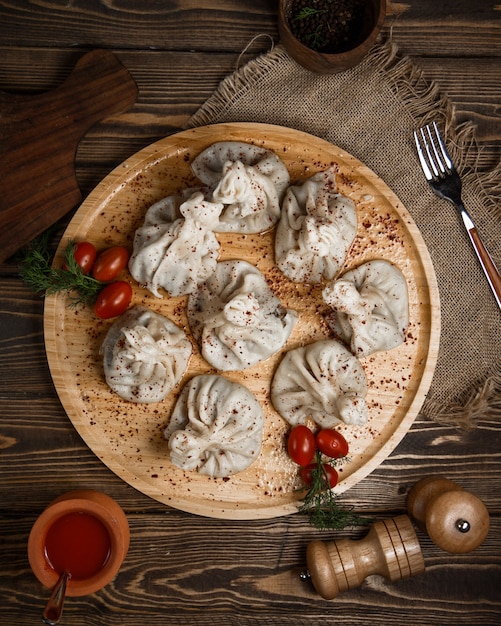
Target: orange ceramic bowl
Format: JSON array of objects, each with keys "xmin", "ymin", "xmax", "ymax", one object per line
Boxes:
[
  {"xmin": 28, "ymin": 490, "xmax": 130, "ymax": 597},
  {"xmin": 278, "ymin": 0, "xmax": 386, "ymax": 74}
]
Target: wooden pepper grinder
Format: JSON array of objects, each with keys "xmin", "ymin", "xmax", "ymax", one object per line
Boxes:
[
  {"xmin": 406, "ymin": 475, "xmax": 490, "ymax": 554},
  {"xmin": 303, "ymin": 514, "xmax": 425, "ymax": 600},
  {"xmin": 302, "ymin": 476, "xmax": 489, "ymax": 599}
]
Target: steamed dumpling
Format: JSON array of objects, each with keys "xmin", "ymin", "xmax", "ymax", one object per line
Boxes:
[
  {"xmin": 275, "ymin": 167, "xmax": 357, "ymax": 283},
  {"xmin": 187, "ymin": 260, "xmax": 297, "ymax": 371},
  {"xmin": 164, "ymin": 374, "xmax": 264, "ymax": 477},
  {"xmin": 129, "ymin": 191, "xmax": 223, "ymax": 297},
  {"xmin": 322, "ymin": 260, "xmax": 409, "ymax": 357},
  {"xmin": 271, "ymin": 339, "xmax": 368, "ymax": 428},
  {"xmin": 190, "ymin": 141, "xmax": 290, "ymax": 233},
  {"xmin": 101, "ymin": 305, "xmax": 192, "ymax": 403}
]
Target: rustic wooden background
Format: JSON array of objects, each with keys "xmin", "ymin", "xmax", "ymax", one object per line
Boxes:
[{"xmin": 0, "ymin": 1, "xmax": 499, "ymax": 624}]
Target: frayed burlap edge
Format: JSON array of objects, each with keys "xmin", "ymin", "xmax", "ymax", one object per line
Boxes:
[
  {"xmin": 423, "ymin": 373, "xmax": 501, "ymax": 429},
  {"xmin": 371, "ymin": 40, "xmax": 501, "ymax": 234},
  {"xmin": 187, "ymin": 39, "xmax": 500, "ymax": 428}
]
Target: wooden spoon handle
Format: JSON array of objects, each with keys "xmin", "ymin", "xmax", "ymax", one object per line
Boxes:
[{"xmin": 42, "ymin": 571, "xmax": 69, "ymax": 625}]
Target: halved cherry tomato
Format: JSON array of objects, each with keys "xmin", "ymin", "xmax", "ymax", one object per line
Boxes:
[
  {"xmin": 316, "ymin": 429, "xmax": 349, "ymax": 459},
  {"xmin": 300, "ymin": 462, "xmax": 338, "ymax": 489},
  {"xmin": 94, "ymin": 281, "xmax": 132, "ymax": 319},
  {"xmin": 63, "ymin": 241, "xmax": 97, "ymax": 275},
  {"xmin": 287, "ymin": 425, "xmax": 316, "ymax": 466},
  {"xmin": 92, "ymin": 246, "xmax": 129, "ymax": 282}
]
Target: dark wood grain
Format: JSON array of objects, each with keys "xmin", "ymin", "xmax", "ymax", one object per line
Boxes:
[
  {"xmin": 2, "ymin": 49, "xmax": 498, "ymax": 202},
  {"xmin": 0, "ymin": 0, "xmax": 499, "ymax": 56},
  {"xmin": 1, "ymin": 512, "xmax": 500, "ymax": 625},
  {"xmin": 0, "ymin": 1, "xmax": 500, "ymax": 624}
]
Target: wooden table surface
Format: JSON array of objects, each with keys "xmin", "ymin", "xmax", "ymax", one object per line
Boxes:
[{"xmin": 0, "ymin": 2, "xmax": 499, "ymax": 624}]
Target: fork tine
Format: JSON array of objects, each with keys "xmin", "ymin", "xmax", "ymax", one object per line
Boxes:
[
  {"xmin": 414, "ymin": 122, "xmax": 453, "ymax": 181},
  {"xmin": 425, "ymin": 124, "xmax": 444, "ymax": 175},
  {"xmin": 430, "ymin": 121, "xmax": 453, "ymax": 171},
  {"xmin": 413, "ymin": 128, "xmax": 433, "ymax": 180},
  {"xmin": 421, "ymin": 126, "xmax": 440, "ymax": 178}
]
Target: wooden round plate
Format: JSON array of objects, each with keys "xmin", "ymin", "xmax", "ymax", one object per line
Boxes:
[{"xmin": 44, "ymin": 122, "xmax": 440, "ymax": 519}]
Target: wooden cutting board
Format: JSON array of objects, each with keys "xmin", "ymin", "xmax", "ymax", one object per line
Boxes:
[{"xmin": 0, "ymin": 49, "xmax": 138, "ymax": 262}]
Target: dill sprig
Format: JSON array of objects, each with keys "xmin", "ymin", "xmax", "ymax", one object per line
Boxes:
[
  {"xmin": 19, "ymin": 232, "xmax": 103, "ymax": 306},
  {"xmin": 299, "ymin": 451, "xmax": 372, "ymax": 530}
]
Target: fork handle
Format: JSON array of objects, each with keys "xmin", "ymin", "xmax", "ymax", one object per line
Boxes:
[{"xmin": 460, "ymin": 206, "xmax": 501, "ymax": 310}]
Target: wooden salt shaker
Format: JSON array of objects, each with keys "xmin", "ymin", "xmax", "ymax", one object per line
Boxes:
[
  {"xmin": 304, "ymin": 514, "xmax": 425, "ymax": 600},
  {"xmin": 406, "ymin": 475, "xmax": 490, "ymax": 554}
]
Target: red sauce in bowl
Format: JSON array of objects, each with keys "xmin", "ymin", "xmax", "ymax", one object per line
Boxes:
[{"xmin": 44, "ymin": 512, "xmax": 111, "ymax": 580}]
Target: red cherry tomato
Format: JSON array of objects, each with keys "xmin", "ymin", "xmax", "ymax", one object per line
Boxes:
[
  {"xmin": 300, "ymin": 463, "xmax": 339, "ymax": 489},
  {"xmin": 92, "ymin": 246, "xmax": 129, "ymax": 282},
  {"xmin": 94, "ymin": 281, "xmax": 132, "ymax": 319},
  {"xmin": 287, "ymin": 425, "xmax": 316, "ymax": 466},
  {"xmin": 315, "ymin": 429, "xmax": 349, "ymax": 459},
  {"xmin": 63, "ymin": 241, "xmax": 97, "ymax": 275}
]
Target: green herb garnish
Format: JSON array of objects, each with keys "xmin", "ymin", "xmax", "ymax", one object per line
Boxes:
[
  {"xmin": 299, "ymin": 451, "xmax": 372, "ymax": 530},
  {"xmin": 18, "ymin": 232, "xmax": 102, "ymax": 306}
]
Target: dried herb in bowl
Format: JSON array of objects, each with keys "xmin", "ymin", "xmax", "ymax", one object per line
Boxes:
[{"xmin": 288, "ymin": 0, "xmax": 367, "ymax": 53}]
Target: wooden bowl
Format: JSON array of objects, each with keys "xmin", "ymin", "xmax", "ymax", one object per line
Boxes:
[
  {"xmin": 28, "ymin": 490, "xmax": 129, "ymax": 597},
  {"xmin": 278, "ymin": 0, "xmax": 386, "ymax": 74}
]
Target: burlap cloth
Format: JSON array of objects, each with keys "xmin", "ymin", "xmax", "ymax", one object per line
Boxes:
[{"xmin": 187, "ymin": 39, "xmax": 500, "ymax": 428}]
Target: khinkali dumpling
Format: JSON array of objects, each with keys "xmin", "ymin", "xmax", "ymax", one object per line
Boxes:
[
  {"xmin": 187, "ymin": 260, "xmax": 297, "ymax": 371},
  {"xmin": 190, "ymin": 141, "xmax": 290, "ymax": 233},
  {"xmin": 275, "ymin": 167, "xmax": 357, "ymax": 283},
  {"xmin": 129, "ymin": 191, "xmax": 223, "ymax": 297},
  {"xmin": 101, "ymin": 305, "xmax": 192, "ymax": 403},
  {"xmin": 271, "ymin": 339, "xmax": 368, "ymax": 428},
  {"xmin": 322, "ymin": 260, "xmax": 409, "ymax": 357},
  {"xmin": 164, "ymin": 374, "xmax": 264, "ymax": 477}
]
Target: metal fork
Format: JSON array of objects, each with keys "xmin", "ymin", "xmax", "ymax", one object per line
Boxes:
[{"xmin": 414, "ymin": 122, "xmax": 501, "ymax": 310}]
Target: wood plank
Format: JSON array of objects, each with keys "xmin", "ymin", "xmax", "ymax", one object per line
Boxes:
[
  {"xmin": 0, "ymin": 0, "xmax": 278, "ymax": 52},
  {"xmin": 0, "ymin": 0, "xmax": 499, "ymax": 56},
  {"xmin": 415, "ymin": 58, "xmax": 501, "ymax": 144},
  {"xmin": 1, "ymin": 49, "xmax": 499, "ymax": 185},
  {"xmin": 3, "ymin": 46, "xmax": 500, "ymax": 120},
  {"xmin": 2, "ymin": 512, "xmax": 500, "ymax": 624}
]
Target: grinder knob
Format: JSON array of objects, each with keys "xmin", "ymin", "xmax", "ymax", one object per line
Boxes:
[
  {"xmin": 305, "ymin": 514, "xmax": 425, "ymax": 600},
  {"xmin": 407, "ymin": 475, "xmax": 489, "ymax": 554}
]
